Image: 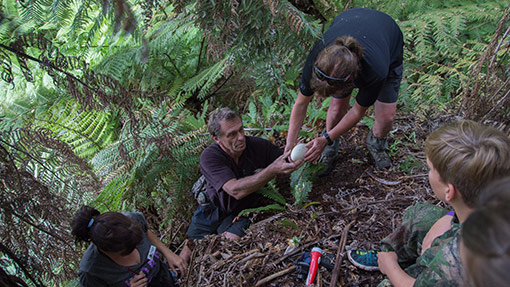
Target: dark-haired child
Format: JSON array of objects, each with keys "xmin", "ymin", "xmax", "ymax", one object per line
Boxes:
[{"xmin": 72, "ymin": 206, "xmax": 191, "ymax": 287}]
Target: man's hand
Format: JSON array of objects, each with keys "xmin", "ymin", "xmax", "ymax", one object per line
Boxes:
[
  {"xmin": 129, "ymin": 272, "xmax": 148, "ymax": 287},
  {"xmin": 223, "ymin": 150, "xmax": 303, "ymax": 200},
  {"xmin": 284, "ymin": 141, "xmax": 296, "ymax": 154},
  {"xmin": 304, "ymin": 136, "xmax": 328, "ymax": 163},
  {"xmin": 270, "ymin": 150, "xmax": 304, "ymax": 173}
]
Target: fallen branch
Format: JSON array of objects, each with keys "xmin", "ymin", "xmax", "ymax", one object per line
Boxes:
[
  {"xmin": 184, "ymin": 244, "xmax": 198, "ymax": 287},
  {"xmin": 330, "ymin": 220, "xmax": 356, "ymax": 287},
  {"xmin": 255, "ymin": 266, "xmax": 297, "ymax": 286},
  {"xmin": 366, "ymin": 171, "xmax": 401, "ymax": 186}
]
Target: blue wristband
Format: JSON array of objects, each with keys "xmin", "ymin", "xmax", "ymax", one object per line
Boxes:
[{"xmin": 322, "ymin": 132, "xmax": 333, "ymax": 145}]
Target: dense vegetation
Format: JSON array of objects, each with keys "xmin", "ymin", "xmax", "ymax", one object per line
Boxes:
[{"xmin": 0, "ymin": 0, "xmax": 508, "ymax": 285}]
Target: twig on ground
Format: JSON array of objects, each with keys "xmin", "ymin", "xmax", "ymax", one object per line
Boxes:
[
  {"xmin": 254, "ymin": 266, "xmax": 297, "ymax": 286},
  {"xmin": 330, "ymin": 220, "xmax": 356, "ymax": 287},
  {"xmin": 184, "ymin": 245, "xmax": 198, "ymax": 287},
  {"xmin": 366, "ymin": 171, "xmax": 401, "ymax": 186}
]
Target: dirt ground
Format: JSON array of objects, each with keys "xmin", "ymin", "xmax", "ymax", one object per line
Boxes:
[{"xmin": 180, "ymin": 116, "xmax": 449, "ymax": 287}]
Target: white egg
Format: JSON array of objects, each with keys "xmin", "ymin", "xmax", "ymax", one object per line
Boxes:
[{"xmin": 291, "ymin": 143, "xmax": 308, "ymax": 161}]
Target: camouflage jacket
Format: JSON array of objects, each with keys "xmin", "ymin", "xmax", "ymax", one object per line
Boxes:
[{"xmin": 379, "ymin": 202, "xmax": 466, "ymax": 287}]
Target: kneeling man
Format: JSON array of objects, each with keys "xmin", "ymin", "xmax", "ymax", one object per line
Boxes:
[{"xmin": 187, "ymin": 107, "xmax": 302, "ymax": 240}]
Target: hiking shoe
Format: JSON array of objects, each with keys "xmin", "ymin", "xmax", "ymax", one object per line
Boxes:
[
  {"xmin": 365, "ymin": 132, "xmax": 391, "ymax": 169},
  {"xmin": 347, "ymin": 249, "xmax": 380, "ymax": 271},
  {"xmin": 319, "ymin": 138, "xmax": 340, "ymax": 176}
]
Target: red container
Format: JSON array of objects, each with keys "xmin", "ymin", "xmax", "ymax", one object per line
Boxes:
[{"xmin": 305, "ymin": 247, "xmax": 323, "ymax": 285}]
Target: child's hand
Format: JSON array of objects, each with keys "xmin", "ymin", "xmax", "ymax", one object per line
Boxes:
[
  {"xmin": 377, "ymin": 251, "xmax": 399, "ymax": 275},
  {"xmin": 165, "ymin": 251, "xmax": 187, "ymax": 276},
  {"xmin": 129, "ymin": 272, "xmax": 147, "ymax": 287}
]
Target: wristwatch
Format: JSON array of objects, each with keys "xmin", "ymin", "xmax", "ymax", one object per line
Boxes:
[{"xmin": 322, "ymin": 132, "xmax": 334, "ymax": 146}]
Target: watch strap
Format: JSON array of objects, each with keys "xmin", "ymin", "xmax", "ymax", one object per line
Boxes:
[{"xmin": 322, "ymin": 132, "xmax": 333, "ymax": 145}]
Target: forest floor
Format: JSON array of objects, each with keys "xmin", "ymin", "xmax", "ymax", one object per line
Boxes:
[{"xmin": 178, "ymin": 112, "xmax": 452, "ymax": 287}]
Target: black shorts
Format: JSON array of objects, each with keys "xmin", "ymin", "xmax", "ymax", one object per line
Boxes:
[
  {"xmin": 186, "ymin": 205, "xmax": 250, "ymax": 240},
  {"xmin": 376, "ymin": 63, "xmax": 403, "ymax": 103}
]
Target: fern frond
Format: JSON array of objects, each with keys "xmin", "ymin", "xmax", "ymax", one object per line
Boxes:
[
  {"xmin": 237, "ymin": 203, "xmax": 285, "ymax": 217},
  {"xmin": 257, "ymin": 179, "xmax": 287, "ymax": 205},
  {"xmin": 33, "ymin": 99, "xmax": 117, "ymax": 158},
  {"xmin": 181, "ymin": 56, "xmax": 229, "ymax": 100}
]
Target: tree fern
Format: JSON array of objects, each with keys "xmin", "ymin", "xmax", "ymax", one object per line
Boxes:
[
  {"xmin": 398, "ymin": 1, "xmax": 507, "ymax": 115},
  {"xmin": 181, "ymin": 56, "xmax": 230, "ymax": 100},
  {"xmin": 33, "ymin": 99, "xmax": 117, "ymax": 158}
]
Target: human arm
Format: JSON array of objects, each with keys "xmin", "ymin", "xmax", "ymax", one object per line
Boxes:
[
  {"xmin": 146, "ymin": 230, "xmax": 187, "ymax": 276},
  {"xmin": 222, "ymin": 150, "xmax": 303, "ymax": 200},
  {"xmin": 421, "ymin": 214, "xmax": 453, "ymax": 255},
  {"xmin": 304, "ymin": 101, "xmax": 368, "ymax": 162},
  {"xmin": 378, "ymin": 251, "xmax": 416, "ymax": 287},
  {"xmin": 285, "ymin": 91, "xmax": 313, "ymax": 153}
]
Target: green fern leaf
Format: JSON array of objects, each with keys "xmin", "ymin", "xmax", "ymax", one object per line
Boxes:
[
  {"xmin": 237, "ymin": 203, "xmax": 285, "ymax": 217},
  {"xmin": 257, "ymin": 179, "xmax": 286, "ymax": 205}
]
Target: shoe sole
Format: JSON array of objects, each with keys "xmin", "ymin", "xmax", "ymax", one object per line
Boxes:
[{"xmin": 346, "ymin": 250, "xmax": 380, "ymax": 272}]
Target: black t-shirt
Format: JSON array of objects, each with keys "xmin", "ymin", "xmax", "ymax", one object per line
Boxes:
[
  {"xmin": 78, "ymin": 212, "xmax": 174, "ymax": 287},
  {"xmin": 299, "ymin": 8, "xmax": 403, "ymax": 107},
  {"xmin": 200, "ymin": 136, "xmax": 282, "ymax": 216}
]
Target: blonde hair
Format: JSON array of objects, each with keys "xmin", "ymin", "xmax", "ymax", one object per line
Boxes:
[
  {"xmin": 311, "ymin": 36, "xmax": 363, "ymax": 97},
  {"xmin": 424, "ymin": 120, "xmax": 510, "ymax": 207}
]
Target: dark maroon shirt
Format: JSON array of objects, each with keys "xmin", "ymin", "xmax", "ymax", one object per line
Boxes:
[{"xmin": 200, "ymin": 136, "xmax": 282, "ymax": 216}]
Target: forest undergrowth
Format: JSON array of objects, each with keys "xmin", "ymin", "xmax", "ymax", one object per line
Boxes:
[
  {"xmin": 0, "ymin": 0, "xmax": 509, "ymax": 286},
  {"xmin": 169, "ymin": 109, "xmax": 453, "ymax": 287}
]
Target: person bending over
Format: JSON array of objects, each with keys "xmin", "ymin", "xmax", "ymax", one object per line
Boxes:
[{"xmin": 286, "ymin": 8, "xmax": 404, "ymax": 172}]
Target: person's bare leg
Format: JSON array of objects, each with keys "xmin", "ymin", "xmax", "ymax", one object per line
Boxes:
[
  {"xmin": 320, "ymin": 97, "xmax": 350, "ymax": 175},
  {"xmin": 326, "ymin": 97, "xmax": 350, "ymax": 131},
  {"xmin": 372, "ymin": 101, "xmax": 397, "ymax": 138}
]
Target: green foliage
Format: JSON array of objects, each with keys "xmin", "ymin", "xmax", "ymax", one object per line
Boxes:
[
  {"xmin": 361, "ymin": 115, "xmax": 375, "ymax": 130},
  {"xmin": 1, "ymin": 0, "xmax": 509, "ymax": 284},
  {"xmin": 278, "ymin": 219, "xmax": 299, "ymax": 230},
  {"xmin": 257, "ymin": 179, "xmax": 287, "ymax": 206},
  {"xmin": 181, "ymin": 56, "xmax": 230, "ymax": 100},
  {"xmin": 397, "ymin": 2, "xmax": 508, "ymax": 115},
  {"xmin": 290, "ymin": 162, "xmax": 325, "ymax": 206},
  {"xmin": 238, "ymin": 204, "xmax": 286, "ymax": 217},
  {"xmin": 33, "ymin": 99, "xmax": 117, "ymax": 158},
  {"xmin": 400, "ymin": 155, "xmax": 424, "ymax": 174}
]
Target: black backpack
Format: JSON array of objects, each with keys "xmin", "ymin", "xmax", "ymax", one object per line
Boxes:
[{"xmin": 191, "ymin": 175, "xmax": 213, "ymax": 211}]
